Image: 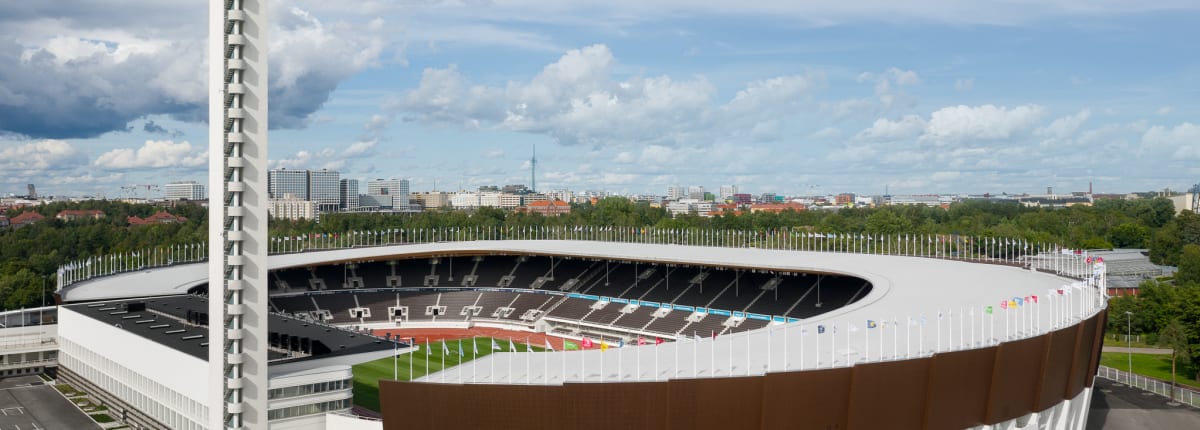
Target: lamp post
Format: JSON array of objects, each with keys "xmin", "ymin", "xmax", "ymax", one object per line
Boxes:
[{"xmin": 1125, "ymin": 311, "xmax": 1133, "ymax": 385}]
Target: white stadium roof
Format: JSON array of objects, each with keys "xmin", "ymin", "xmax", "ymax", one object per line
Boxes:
[{"xmin": 59, "ymin": 240, "xmax": 1103, "ymax": 385}]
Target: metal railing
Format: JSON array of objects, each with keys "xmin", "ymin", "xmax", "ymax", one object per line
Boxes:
[
  {"xmin": 1096, "ymin": 365, "xmax": 1200, "ymax": 408},
  {"xmin": 59, "ymin": 226, "xmax": 1103, "ymax": 291}
]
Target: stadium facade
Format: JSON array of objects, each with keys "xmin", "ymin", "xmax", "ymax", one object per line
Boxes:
[{"xmin": 54, "ymin": 232, "xmax": 1108, "ymax": 430}]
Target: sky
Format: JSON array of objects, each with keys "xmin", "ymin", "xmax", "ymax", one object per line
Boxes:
[{"xmin": 1, "ymin": 1, "xmax": 1198, "ymax": 198}]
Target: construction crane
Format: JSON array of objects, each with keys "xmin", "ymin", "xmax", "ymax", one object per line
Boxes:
[{"xmin": 121, "ymin": 184, "xmax": 161, "ymax": 199}]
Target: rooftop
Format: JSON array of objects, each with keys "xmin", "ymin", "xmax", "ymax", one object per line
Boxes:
[{"xmin": 64, "ymin": 295, "xmax": 394, "ymax": 363}]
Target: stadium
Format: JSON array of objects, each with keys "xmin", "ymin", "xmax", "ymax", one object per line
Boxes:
[{"xmin": 49, "ymin": 228, "xmax": 1109, "ymax": 430}]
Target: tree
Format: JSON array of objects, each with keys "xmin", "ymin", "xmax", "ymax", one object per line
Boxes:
[
  {"xmin": 1108, "ymin": 222, "xmax": 1150, "ymax": 248},
  {"xmin": 1157, "ymin": 319, "xmax": 1192, "ymax": 401},
  {"xmin": 1176, "ymin": 244, "xmax": 1200, "ymax": 286}
]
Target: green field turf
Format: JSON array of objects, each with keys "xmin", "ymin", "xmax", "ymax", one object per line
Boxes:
[
  {"xmin": 1099, "ymin": 352, "xmax": 1200, "ymax": 390},
  {"xmin": 352, "ymin": 337, "xmax": 545, "ymax": 412}
]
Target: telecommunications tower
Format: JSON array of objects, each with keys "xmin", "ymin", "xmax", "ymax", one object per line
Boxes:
[{"xmin": 209, "ymin": 0, "xmax": 269, "ymax": 428}]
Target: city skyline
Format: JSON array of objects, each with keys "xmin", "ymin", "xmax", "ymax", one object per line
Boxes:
[{"xmin": 2, "ymin": 1, "xmax": 1199, "ymax": 197}]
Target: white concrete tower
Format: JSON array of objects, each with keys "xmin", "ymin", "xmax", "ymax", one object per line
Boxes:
[{"xmin": 209, "ymin": 0, "xmax": 268, "ymax": 429}]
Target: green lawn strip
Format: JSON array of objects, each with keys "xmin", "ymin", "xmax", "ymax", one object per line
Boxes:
[
  {"xmin": 1099, "ymin": 352, "xmax": 1200, "ymax": 390},
  {"xmin": 352, "ymin": 337, "xmax": 544, "ymax": 412},
  {"xmin": 1101, "ymin": 335, "xmax": 1162, "ymax": 350},
  {"xmin": 91, "ymin": 413, "xmax": 115, "ymax": 423}
]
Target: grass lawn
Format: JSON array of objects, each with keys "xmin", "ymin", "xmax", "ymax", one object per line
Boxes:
[
  {"xmin": 352, "ymin": 337, "xmax": 544, "ymax": 412},
  {"xmin": 1099, "ymin": 352, "xmax": 1200, "ymax": 390},
  {"xmin": 1101, "ymin": 333, "xmax": 1158, "ymax": 349}
]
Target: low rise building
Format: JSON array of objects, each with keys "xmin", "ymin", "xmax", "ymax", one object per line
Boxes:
[
  {"xmin": 524, "ymin": 200, "xmax": 571, "ymax": 216},
  {"xmin": 55, "ymin": 209, "xmax": 106, "ymax": 221},
  {"xmin": 10, "ymin": 211, "xmax": 44, "ymax": 228},
  {"xmin": 128, "ymin": 211, "xmax": 189, "ymax": 226},
  {"xmin": 268, "ymin": 194, "xmax": 319, "ymax": 221}
]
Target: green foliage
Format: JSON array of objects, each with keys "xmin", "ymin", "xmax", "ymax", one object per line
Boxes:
[
  {"xmin": 1099, "ymin": 352, "xmax": 1200, "ymax": 388},
  {"xmin": 1108, "ymin": 223, "xmax": 1150, "ymax": 248},
  {"xmin": 0, "ymin": 201, "xmax": 205, "ymax": 310},
  {"xmin": 1178, "ymin": 245, "xmax": 1200, "ymax": 286}
]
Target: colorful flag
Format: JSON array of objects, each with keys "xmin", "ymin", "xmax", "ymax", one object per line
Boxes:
[
  {"xmin": 656, "ymin": 337, "xmax": 664, "ymax": 345},
  {"xmin": 637, "ymin": 337, "xmax": 648, "ymax": 346},
  {"xmin": 600, "ymin": 341, "xmax": 609, "ymax": 351},
  {"xmin": 425, "ymin": 340, "xmax": 431, "ymax": 356},
  {"xmin": 442, "ymin": 342, "xmax": 450, "ymax": 355},
  {"xmin": 458, "ymin": 340, "xmax": 465, "ymax": 357},
  {"xmin": 563, "ymin": 340, "xmax": 579, "ymax": 351},
  {"xmin": 1031, "ymin": 295, "xmax": 1038, "ymax": 304},
  {"xmin": 985, "ymin": 306, "xmax": 993, "ymax": 314},
  {"xmin": 581, "ymin": 337, "xmax": 594, "ymax": 349},
  {"xmin": 817, "ymin": 325, "xmax": 826, "ymax": 334},
  {"xmin": 867, "ymin": 320, "xmax": 877, "ymax": 329},
  {"xmin": 474, "ymin": 339, "xmax": 479, "ymax": 356},
  {"xmin": 509, "ymin": 338, "xmax": 517, "ymax": 352},
  {"xmin": 1001, "ymin": 300, "xmax": 1008, "ymax": 310},
  {"xmin": 617, "ymin": 339, "xmax": 624, "ymax": 348},
  {"xmin": 545, "ymin": 339, "xmax": 554, "ymax": 351}
]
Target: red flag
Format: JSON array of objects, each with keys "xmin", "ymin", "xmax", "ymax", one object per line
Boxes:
[
  {"xmin": 711, "ymin": 330, "xmax": 717, "ymax": 339},
  {"xmin": 637, "ymin": 337, "xmax": 647, "ymax": 346},
  {"xmin": 581, "ymin": 337, "xmax": 594, "ymax": 349},
  {"xmin": 655, "ymin": 337, "xmax": 664, "ymax": 345},
  {"xmin": 1056, "ymin": 289, "xmax": 1063, "ymax": 295},
  {"xmin": 1000, "ymin": 300, "xmax": 1008, "ymax": 310},
  {"xmin": 1031, "ymin": 295, "xmax": 1039, "ymax": 304}
]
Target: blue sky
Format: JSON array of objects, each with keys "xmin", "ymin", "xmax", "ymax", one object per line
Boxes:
[{"xmin": 1, "ymin": 1, "xmax": 1198, "ymax": 198}]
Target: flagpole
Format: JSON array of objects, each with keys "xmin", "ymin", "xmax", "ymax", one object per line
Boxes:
[{"xmin": 393, "ymin": 340, "xmax": 398, "ymax": 380}]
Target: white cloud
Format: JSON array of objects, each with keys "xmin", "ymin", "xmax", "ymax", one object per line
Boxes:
[
  {"xmin": 390, "ymin": 44, "xmax": 823, "ymax": 147},
  {"xmin": 954, "ymin": 78, "xmax": 975, "ymax": 91},
  {"xmin": 342, "ymin": 140, "xmax": 378, "ymax": 157},
  {"xmin": 820, "ymin": 98, "xmax": 875, "ymax": 120},
  {"xmin": 856, "ymin": 115, "xmax": 927, "ymax": 141},
  {"xmin": 1141, "ymin": 123, "xmax": 1200, "ymax": 160},
  {"xmin": 0, "ymin": 3, "xmax": 386, "ymax": 137},
  {"xmin": 482, "ymin": 148, "xmax": 505, "ymax": 159},
  {"xmin": 94, "ymin": 140, "xmax": 205, "ymax": 169},
  {"xmin": 921, "ymin": 104, "xmax": 1046, "ymax": 145},
  {"xmin": 1037, "ymin": 109, "xmax": 1091, "ymax": 139},
  {"xmin": 808, "ymin": 127, "xmax": 842, "ymax": 140},
  {"xmin": 0, "ymin": 139, "xmax": 87, "ymax": 173},
  {"xmin": 857, "ymin": 67, "xmax": 920, "ymax": 110},
  {"xmin": 1157, "ymin": 106, "xmax": 1173, "ymax": 116}
]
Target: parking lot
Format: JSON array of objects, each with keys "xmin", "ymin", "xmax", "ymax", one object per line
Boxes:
[{"xmin": 0, "ymin": 376, "xmax": 98, "ymax": 430}]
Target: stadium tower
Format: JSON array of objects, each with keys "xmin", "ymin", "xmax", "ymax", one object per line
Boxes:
[{"xmin": 209, "ymin": 0, "xmax": 269, "ymax": 429}]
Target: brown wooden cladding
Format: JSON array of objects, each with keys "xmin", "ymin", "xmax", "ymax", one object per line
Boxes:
[{"xmin": 381, "ymin": 311, "xmax": 1108, "ymax": 430}]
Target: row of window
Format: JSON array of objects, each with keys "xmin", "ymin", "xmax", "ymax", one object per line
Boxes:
[
  {"xmin": 60, "ymin": 339, "xmax": 207, "ymax": 430},
  {"xmin": 267, "ymin": 398, "xmax": 351, "ymax": 420},
  {"xmin": 267, "ymin": 378, "xmax": 352, "ymax": 400}
]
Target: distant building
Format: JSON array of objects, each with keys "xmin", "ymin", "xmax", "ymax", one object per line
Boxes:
[
  {"xmin": 128, "ymin": 211, "xmax": 188, "ymax": 226},
  {"xmin": 366, "ymin": 179, "xmax": 410, "ymax": 210},
  {"xmin": 0, "ymin": 215, "xmax": 7, "ymax": 228},
  {"xmin": 164, "ymin": 181, "xmax": 206, "ymax": 201},
  {"xmin": 666, "ymin": 186, "xmax": 686, "ymax": 200},
  {"xmin": 731, "ymin": 194, "xmax": 752, "ymax": 205},
  {"xmin": 835, "ymin": 193, "xmax": 856, "ymax": 206},
  {"xmin": 268, "ymin": 168, "xmax": 308, "ymax": 200},
  {"xmin": 1169, "ymin": 193, "xmax": 1197, "ymax": 214},
  {"xmin": 719, "ymin": 185, "xmax": 738, "ymax": 201},
  {"xmin": 410, "ymin": 192, "xmax": 450, "ymax": 210},
  {"xmin": 687, "ymin": 186, "xmax": 706, "ymax": 200},
  {"xmin": 339, "ymin": 179, "xmax": 359, "ymax": 211},
  {"xmin": 268, "ymin": 194, "xmax": 318, "ymax": 221},
  {"xmin": 308, "ymin": 169, "xmax": 341, "ymax": 212},
  {"xmin": 55, "ymin": 210, "xmax": 106, "ymax": 221},
  {"xmin": 759, "ymin": 193, "xmax": 779, "ymax": 203},
  {"xmin": 666, "ymin": 199, "xmax": 715, "ymax": 217},
  {"xmin": 10, "ymin": 211, "xmax": 44, "ymax": 228},
  {"xmin": 749, "ymin": 203, "xmax": 807, "ymax": 214},
  {"xmin": 524, "ymin": 200, "xmax": 572, "ymax": 216}
]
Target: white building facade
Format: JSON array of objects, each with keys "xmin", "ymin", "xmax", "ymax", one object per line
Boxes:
[{"xmin": 166, "ymin": 181, "xmax": 207, "ymax": 201}]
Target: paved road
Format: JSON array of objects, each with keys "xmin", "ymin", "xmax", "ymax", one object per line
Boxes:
[
  {"xmin": 1102, "ymin": 346, "xmax": 1174, "ymax": 355},
  {"xmin": 1087, "ymin": 377, "xmax": 1200, "ymax": 430}
]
